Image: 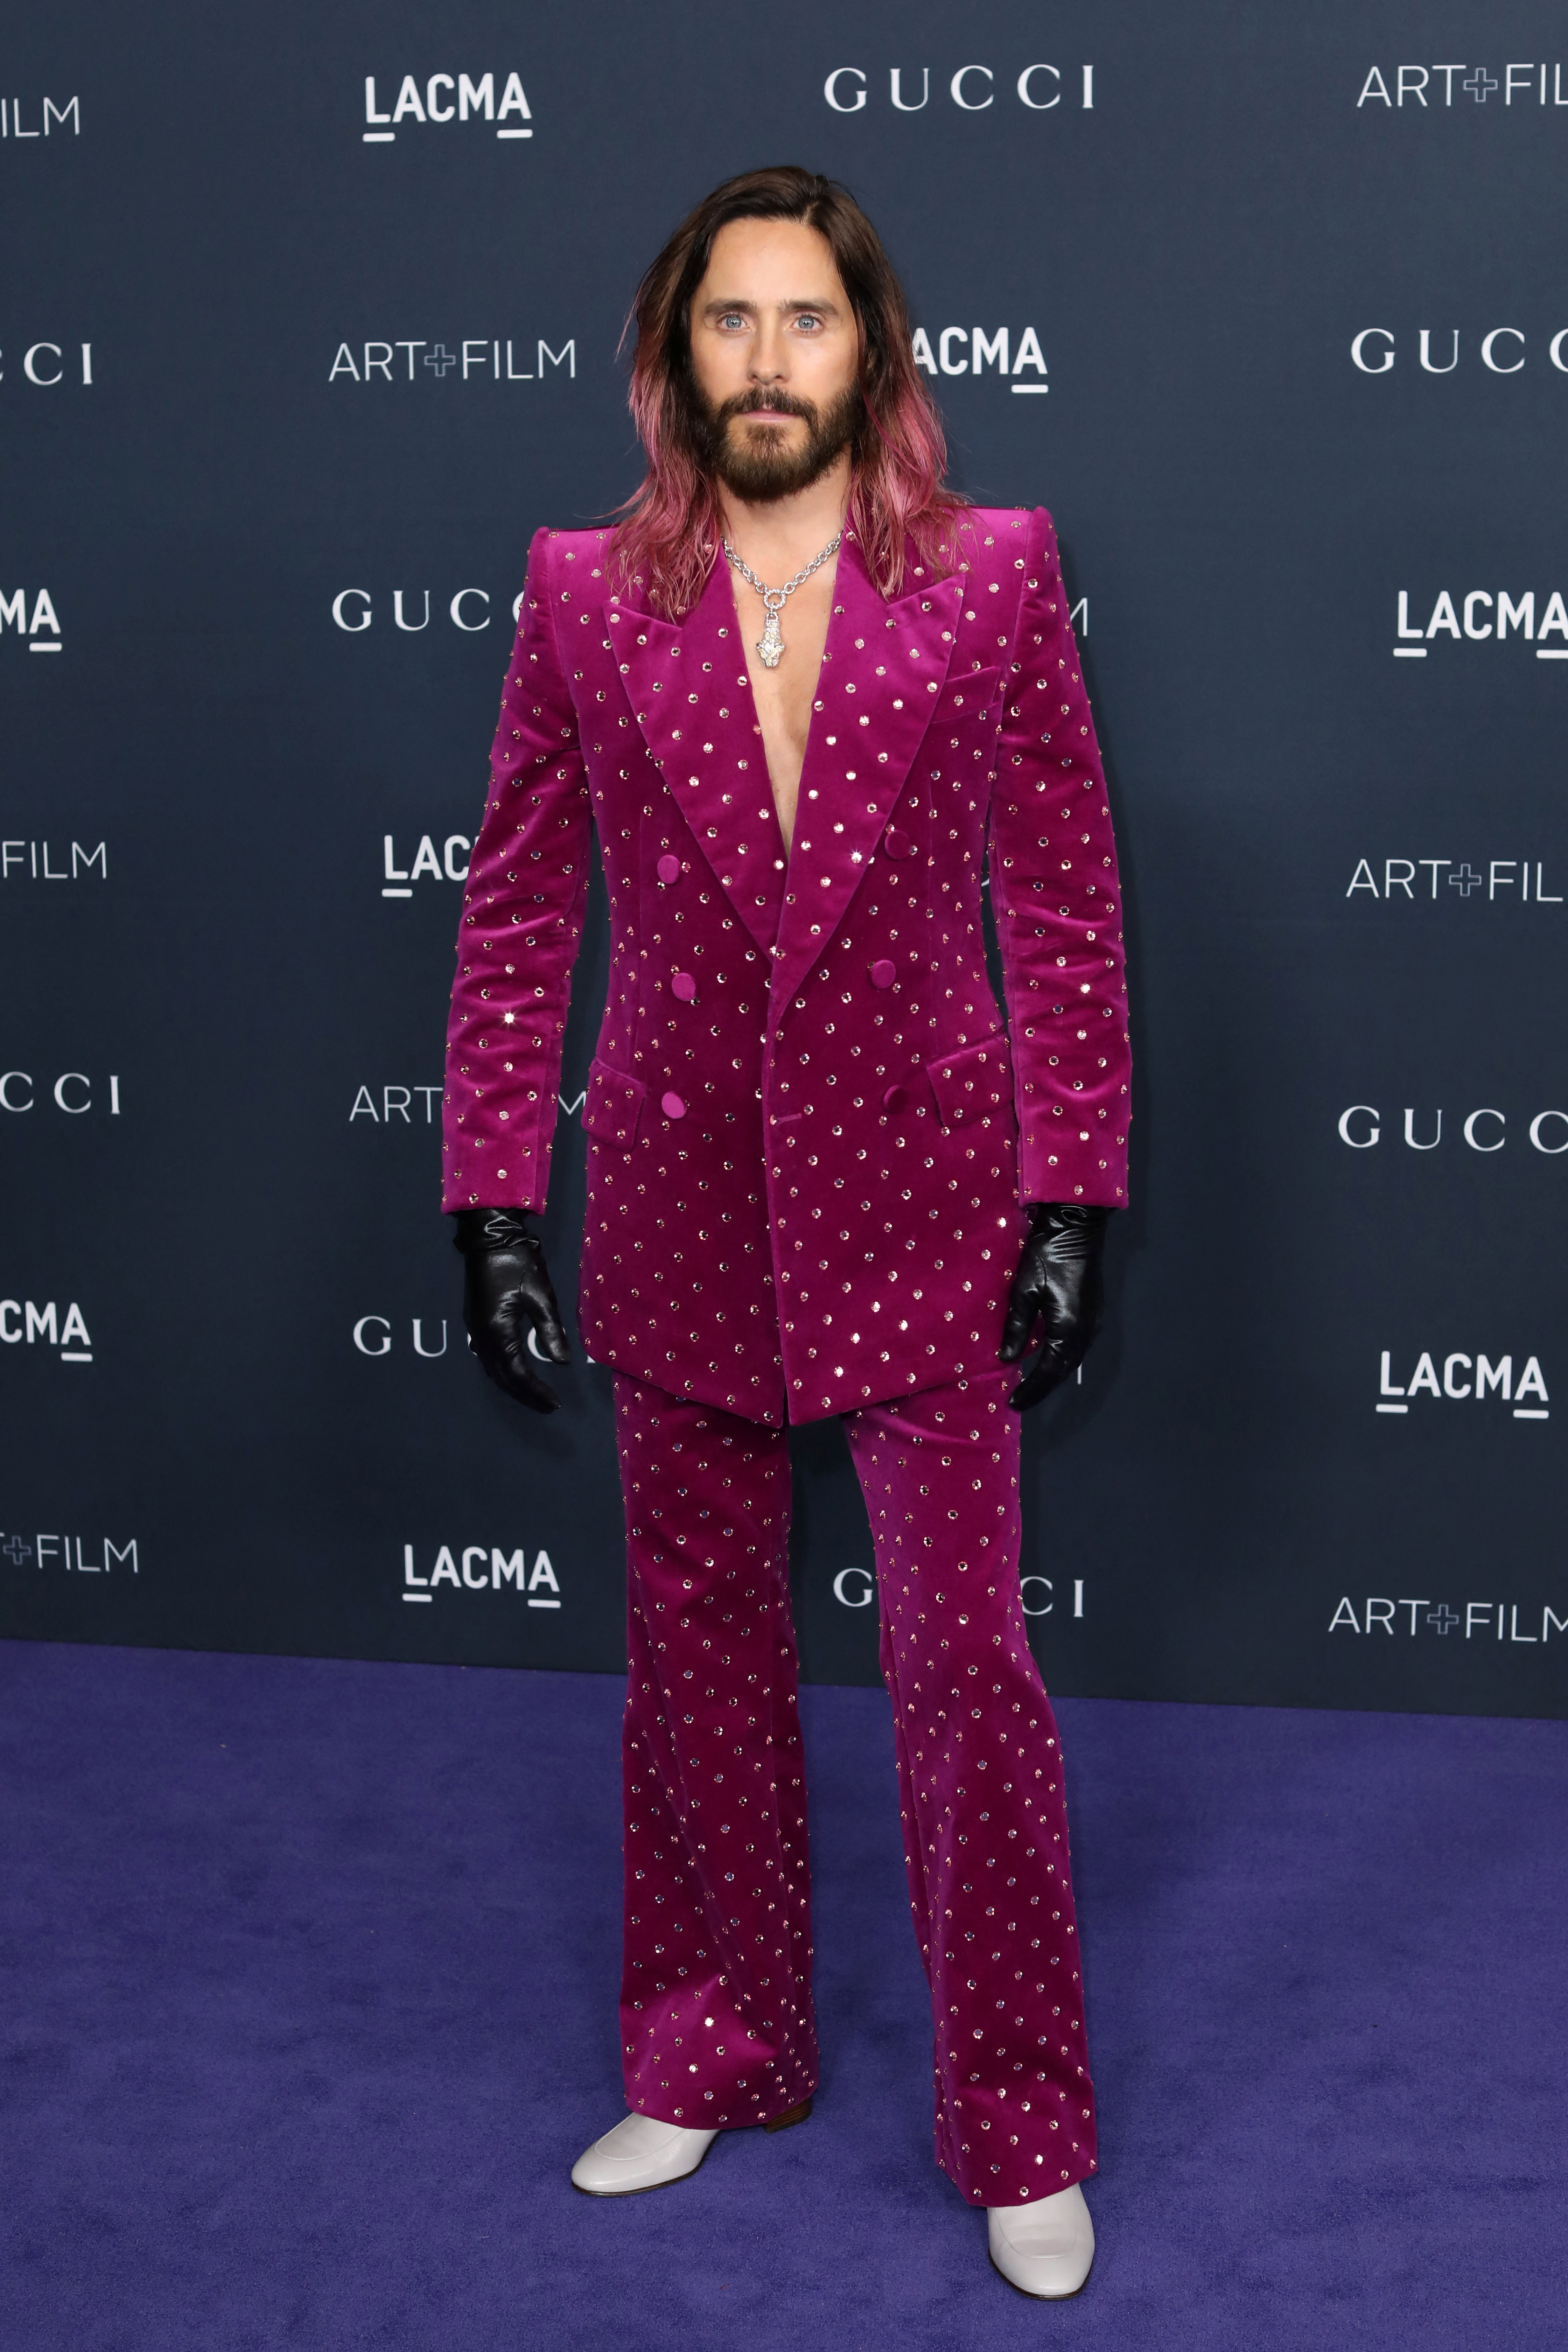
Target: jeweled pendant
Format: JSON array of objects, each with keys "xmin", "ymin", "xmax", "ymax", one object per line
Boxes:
[{"xmin": 757, "ymin": 606, "xmax": 784, "ymax": 668}]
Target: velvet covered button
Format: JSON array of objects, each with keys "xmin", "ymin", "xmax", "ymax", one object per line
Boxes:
[
  {"xmin": 670, "ymin": 972, "xmax": 696, "ymax": 1002},
  {"xmin": 662, "ymin": 1091, "xmax": 686, "ymax": 1120},
  {"xmin": 870, "ymin": 959, "xmax": 896, "ymax": 988},
  {"xmin": 884, "ymin": 827, "xmax": 916, "ymax": 859},
  {"xmin": 882, "ymin": 1084, "xmax": 906, "ymax": 1111},
  {"xmin": 657, "ymin": 855, "xmax": 681, "ymax": 884}
]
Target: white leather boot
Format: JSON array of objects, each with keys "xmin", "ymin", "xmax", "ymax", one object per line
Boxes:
[
  {"xmin": 570, "ymin": 2112, "xmax": 719, "ymax": 2196},
  {"xmin": 987, "ymin": 2182, "xmax": 1096, "ymax": 2298},
  {"xmin": 570, "ymin": 2094, "xmax": 811, "ymax": 2196}
]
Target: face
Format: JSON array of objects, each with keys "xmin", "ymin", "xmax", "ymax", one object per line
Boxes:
[{"xmin": 687, "ymin": 216, "xmax": 861, "ymax": 501}]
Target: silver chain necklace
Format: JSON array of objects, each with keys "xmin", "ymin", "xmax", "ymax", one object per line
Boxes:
[{"xmin": 721, "ymin": 529, "xmax": 842, "ymax": 670}]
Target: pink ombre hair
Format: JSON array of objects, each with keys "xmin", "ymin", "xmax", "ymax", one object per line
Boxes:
[{"xmin": 612, "ymin": 166, "xmax": 967, "ymax": 616}]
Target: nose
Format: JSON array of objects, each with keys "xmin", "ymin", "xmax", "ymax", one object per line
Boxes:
[{"xmin": 750, "ymin": 317, "xmax": 788, "ymax": 383}]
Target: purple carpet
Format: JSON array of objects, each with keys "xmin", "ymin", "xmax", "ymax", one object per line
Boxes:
[{"xmin": 0, "ymin": 1642, "xmax": 1562, "ymax": 2350}]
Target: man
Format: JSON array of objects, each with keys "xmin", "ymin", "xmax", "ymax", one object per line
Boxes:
[{"xmin": 441, "ymin": 166, "xmax": 1130, "ymax": 2300}]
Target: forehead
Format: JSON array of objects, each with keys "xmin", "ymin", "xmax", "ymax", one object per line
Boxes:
[{"xmin": 697, "ymin": 217, "xmax": 846, "ymax": 303}]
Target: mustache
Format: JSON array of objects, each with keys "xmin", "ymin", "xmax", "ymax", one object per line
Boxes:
[{"xmin": 721, "ymin": 389, "xmax": 817, "ymax": 423}]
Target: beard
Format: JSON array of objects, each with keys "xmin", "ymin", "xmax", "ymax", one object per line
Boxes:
[{"xmin": 693, "ymin": 382, "xmax": 861, "ymax": 502}]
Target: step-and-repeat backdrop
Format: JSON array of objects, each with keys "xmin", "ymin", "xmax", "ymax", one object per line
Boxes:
[{"xmin": 6, "ymin": 2, "xmax": 1565, "ymax": 1717}]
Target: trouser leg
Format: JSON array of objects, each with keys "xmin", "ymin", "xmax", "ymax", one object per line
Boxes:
[
  {"xmin": 612, "ymin": 1371, "xmax": 818, "ymax": 2129},
  {"xmin": 842, "ymin": 1367, "xmax": 1097, "ymax": 2206}
]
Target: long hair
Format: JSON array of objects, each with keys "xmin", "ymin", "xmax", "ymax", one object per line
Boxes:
[{"xmin": 612, "ymin": 165, "xmax": 966, "ymax": 615}]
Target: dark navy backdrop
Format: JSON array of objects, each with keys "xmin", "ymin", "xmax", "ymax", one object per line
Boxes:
[{"xmin": 5, "ymin": 1, "xmax": 1564, "ymax": 1715}]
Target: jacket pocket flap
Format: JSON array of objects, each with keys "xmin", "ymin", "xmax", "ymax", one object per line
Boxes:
[
  {"xmin": 926, "ymin": 1037, "xmax": 1013, "ymax": 1130},
  {"xmin": 582, "ymin": 1057, "xmax": 645, "ymax": 1147},
  {"xmin": 943, "ymin": 665, "xmax": 1000, "ymax": 715}
]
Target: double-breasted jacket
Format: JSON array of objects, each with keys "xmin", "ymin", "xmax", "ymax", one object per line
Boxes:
[{"xmin": 442, "ymin": 505, "xmax": 1130, "ymax": 1425}]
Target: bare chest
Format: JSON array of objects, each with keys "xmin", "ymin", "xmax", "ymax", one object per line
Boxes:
[{"xmin": 726, "ymin": 562, "xmax": 838, "ymax": 855}]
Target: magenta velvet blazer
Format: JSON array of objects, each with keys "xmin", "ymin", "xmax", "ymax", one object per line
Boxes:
[{"xmin": 442, "ymin": 506, "xmax": 1131, "ymax": 1424}]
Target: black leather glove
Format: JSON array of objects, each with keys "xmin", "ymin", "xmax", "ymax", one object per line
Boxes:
[
  {"xmin": 999, "ymin": 1202, "xmax": 1112, "ymax": 1412},
  {"xmin": 450, "ymin": 1207, "xmax": 570, "ymax": 1414}
]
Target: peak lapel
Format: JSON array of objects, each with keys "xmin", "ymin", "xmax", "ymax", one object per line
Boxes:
[
  {"xmin": 770, "ymin": 538, "xmax": 962, "ymax": 1007},
  {"xmin": 612, "ymin": 560, "xmax": 785, "ymax": 956}
]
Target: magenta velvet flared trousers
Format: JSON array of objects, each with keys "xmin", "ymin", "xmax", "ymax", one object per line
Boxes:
[{"xmin": 612, "ymin": 1365, "xmax": 1098, "ymax": 2206}]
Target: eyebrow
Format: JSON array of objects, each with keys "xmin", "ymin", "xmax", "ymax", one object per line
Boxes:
[{"xmin": 699, "ymin": 296, "xmax": 844, "ymax": 320}]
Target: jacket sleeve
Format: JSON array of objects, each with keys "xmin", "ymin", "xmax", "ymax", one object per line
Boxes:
[
  {"xmin": 988, "ymin": 507, "xmax": 1132, "ymax": 1208},
  {"xmin": 441, "ymin": 528, "xmax": 593, "ymax": 1213}
]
